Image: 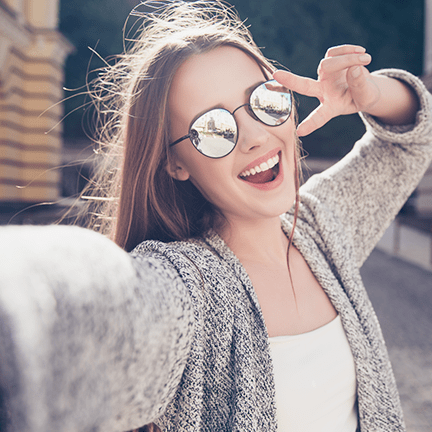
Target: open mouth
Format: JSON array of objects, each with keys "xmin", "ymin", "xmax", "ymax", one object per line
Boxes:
[{"xmin": 239, "ymin": 152, "xmax": 281, "ymax": 184}]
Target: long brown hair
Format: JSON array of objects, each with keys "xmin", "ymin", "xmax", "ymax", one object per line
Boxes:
[
  {"xmin": 82, "ymin": 2, "xmax": 302, "ymax": 430},
  {"xmin": 83, "ymin": 0, "xmax": 301, "ymax": 253}
]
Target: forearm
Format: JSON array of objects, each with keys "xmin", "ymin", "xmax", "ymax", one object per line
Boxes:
[
  {"xmin": 0, "ymin": 226, "xmax": 193, "ymax": 432},
  {"xmin": 305, "ymin": 69, "xmax": 432, "ymax": 266},
  {"xmin": 365, "ymin": 73, "xmax": 420, "ymax": 125}
]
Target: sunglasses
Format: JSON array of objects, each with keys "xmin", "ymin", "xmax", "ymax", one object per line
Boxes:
[{"xmin": 169, "ymin": 79, "xmax": 293, "ymax": 159}]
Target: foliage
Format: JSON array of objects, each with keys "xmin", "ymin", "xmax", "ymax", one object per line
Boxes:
[
  {"xmin": 59, "ymin": 0, "xmax": 424, "ymax": 157},
  {"xmin": 232, "ymin": 0, "xmax": 424, "ymax": 157},
  {"xmin": 59, "ymin": 0, "xmax": 136, "ymax": 138}
]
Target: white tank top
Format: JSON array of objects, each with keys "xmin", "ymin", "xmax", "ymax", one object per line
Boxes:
[{"xmin": 268, "ymin": 315, "xmax": 358, "ymax": 432}]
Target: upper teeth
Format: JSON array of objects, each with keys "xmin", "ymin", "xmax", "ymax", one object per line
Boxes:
[{"xmin": 240, "ymin": 154, "xmax": 279, "ymax": 177}]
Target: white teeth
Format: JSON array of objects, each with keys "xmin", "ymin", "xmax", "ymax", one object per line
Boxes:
[{"xmin": 240, "ymin": 153, "xmax": 280, "ymax": 178}]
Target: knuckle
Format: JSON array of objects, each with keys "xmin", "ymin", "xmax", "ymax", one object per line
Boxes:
[
  {"xmin": 317, "ymin": 59, "xmax": 326, "ymax": 73},
  {"xmin": 317, "ymin": 58, "xmax": 331, "ymax": 77}
]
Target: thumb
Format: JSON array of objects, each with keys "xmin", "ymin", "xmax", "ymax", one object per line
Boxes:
[
  {"xmin": 346, "ymin": 66, "xmax": 380, "ymax": 111},
  {"xmin": 297, "ymin": 103, "xmax": 334, "ymax": 137}
]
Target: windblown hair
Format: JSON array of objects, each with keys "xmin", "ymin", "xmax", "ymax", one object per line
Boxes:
[
  {"xmin": 82, "ymin": 0, "xmax": 301, "ymax": 253},
  {"xmin": 81, "ymin": 2, "xmax": 302, "ymax": 430}
]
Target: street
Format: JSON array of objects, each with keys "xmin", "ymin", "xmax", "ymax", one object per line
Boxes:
[{"xmin": 361, "ymin": 249, "xmax": 432, "ymax": 432}]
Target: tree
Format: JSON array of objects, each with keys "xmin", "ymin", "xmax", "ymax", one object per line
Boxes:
[
  {"xmin": 232, "ymin": 0, "xmax": 424, "ymax": 157},
  {"xmin": 60, "ymin": 0, "xmax": 424, "ymax": 157},
  {"xmin": 60, "ymin": 0, "xmax": 136, "ymax": 138}
]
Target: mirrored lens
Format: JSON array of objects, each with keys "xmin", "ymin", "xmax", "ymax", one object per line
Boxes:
[
  {"xmin": 250, "ymin": 80, "xmax": 292, "ymax": 126},
  {"xmin": 189, "ymin": 108, "xmax": 238, "ymax": 158}
]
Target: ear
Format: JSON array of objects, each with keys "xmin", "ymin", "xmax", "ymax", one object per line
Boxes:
[{"xmin": 166, "ymin": 159, "xmax": 190, "ymax": 181}]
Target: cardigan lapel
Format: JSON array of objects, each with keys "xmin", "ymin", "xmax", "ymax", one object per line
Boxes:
[
  {"xmin": 281, "ymin": 200, "xmax": 405, "ymax": 431},
  {"xmin": 201, "ymin": 231, "xmax": 268, "ymax": 334}
]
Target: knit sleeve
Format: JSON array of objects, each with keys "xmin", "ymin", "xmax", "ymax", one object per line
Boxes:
[
  {"xmin": 0, "ymin": 225, "xmax": 193, "ymax": 432},
  {"xmin": 299, "ymin": 69, "xmax": 432, "ymax": 267}
]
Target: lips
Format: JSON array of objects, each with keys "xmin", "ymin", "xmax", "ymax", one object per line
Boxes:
[
  {"xmin": 239, "ymin": 151, "xmax": 281, "ymax": 185},
  {"xmin": 239, "ymin": 153, "xmax": 279, "ymax": 179}
]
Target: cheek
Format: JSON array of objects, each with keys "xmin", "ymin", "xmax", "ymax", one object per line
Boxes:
[
  {"xmin": 170, "ymin": 141, "xmax": 200, "ymax": 177},
  {"xmin": 283, "ymin": 118, "xmax": 297, "ymax": 142},
  {"xmin": 271, "ymin": 114, "xmax": 296, "ymax": 141},
  {"xmin": 276, "ymin": 122, "xmax": 298, "ymax": 158},
  {"xmin": 189, "ymin": 178, "xmax": 217, "ymax": 204},
  {"xmin": 278, "ymin": 125, "xmax": 299, "ymax": 184},
  {"xmin": 187, "ymin": 165, "xmax": 225, "ymax": 201},
  {"xmin": 186, "ymin": 160, "xmax": 237, "ymax": 210}
]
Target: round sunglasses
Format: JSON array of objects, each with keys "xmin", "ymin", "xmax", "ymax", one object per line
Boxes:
[{"xmin": 169, "ymin": 79, "xmax": 293, "ymax": 158}]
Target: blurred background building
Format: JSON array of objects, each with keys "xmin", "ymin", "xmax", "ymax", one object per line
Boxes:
[
  {"xmin": 0, "ymin": 0, "xmax": 73, "ymax": 222},
  {"xmin": 420, "ymin": 0, "xmax": 432, "ymax": 216},
  {"xmin": 0, "ymin": 0, "xmax": 431, "ymax": 256},
  {"xmin": 0, "ymin": 1, "xmax": 431, "ymax": 429}
]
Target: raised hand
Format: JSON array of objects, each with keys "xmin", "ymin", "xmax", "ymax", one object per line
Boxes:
[{"xmin": 274, "ymin": 44, "xmax": 419, "ymax": 136}]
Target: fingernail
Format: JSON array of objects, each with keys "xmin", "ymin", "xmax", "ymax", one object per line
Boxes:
[
  {"xmin": 359, "ymin": 54, "xmax": 371, "ymax": 62},
  {"xmin": 351, "ymin": 66, "xmax": 361, "ymax": 78},
  {"xmin": 354, "ymin": 46, "xmax": 366, "ymax": 53}
]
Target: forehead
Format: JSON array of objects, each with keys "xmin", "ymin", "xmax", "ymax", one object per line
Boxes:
[{"xmin": 168, "ymin": 46, "xmax": 267, "ymax": 118}]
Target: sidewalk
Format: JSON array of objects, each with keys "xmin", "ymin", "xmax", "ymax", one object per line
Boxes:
[
  {"xmin": 376, "ymin": 215, "xmax": 432, "ymax": 272},
  {"xmin": 361, "ymin": 249, "xmax": 432, "ymax": 432}
]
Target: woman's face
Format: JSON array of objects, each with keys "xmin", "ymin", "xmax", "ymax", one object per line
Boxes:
[{"xmin": 168, "ymin": 46, "xmax": 297, "ymax": 227}]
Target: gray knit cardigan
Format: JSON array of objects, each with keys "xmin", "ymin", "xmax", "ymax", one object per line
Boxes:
[{"xmin": 0, "ymin": 69, "xmax": 431, "ymax": 432}]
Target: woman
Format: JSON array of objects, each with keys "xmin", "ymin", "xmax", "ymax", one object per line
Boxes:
[{"xmin": 0, "ymin": 1, "xmax": 431, "ymax": 431}]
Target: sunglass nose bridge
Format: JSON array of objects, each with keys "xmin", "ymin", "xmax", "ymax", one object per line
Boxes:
[{"xmin": 231, "ymin": 103, "xmax": 250, "ymax": 116}]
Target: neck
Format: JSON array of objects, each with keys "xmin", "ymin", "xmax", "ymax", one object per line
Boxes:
[{"xmin": 219, "ymin": 215, "xmax": 289, "ymax": 266}]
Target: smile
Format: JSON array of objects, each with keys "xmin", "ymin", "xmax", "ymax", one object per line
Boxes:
[
  {"xmin": 237, "ymin": 149, "xmax": 284, "ymax": 191},
  {"xmin": 239, "ymin": 153, "xmax": 280, "ymax": 185},
  {"xmin": 239, "ymin": 153, "xmax": 279, "ymax": 178}
]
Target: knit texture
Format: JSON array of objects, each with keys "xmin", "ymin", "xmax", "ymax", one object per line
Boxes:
[
  {"xmin": 136, "ymin": 69, "xmax": 432, "ymax": 431},
  {"xmin": 0, "ymin": 69, "xmax": 431, "ymax": 432}
]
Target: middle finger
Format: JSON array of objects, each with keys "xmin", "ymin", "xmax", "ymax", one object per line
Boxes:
[{"xmin": 318, "ymin": 53, "xmax": 372, "ymax": 77}]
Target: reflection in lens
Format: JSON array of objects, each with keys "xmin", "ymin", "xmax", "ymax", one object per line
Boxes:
[
  {"xmin": 190, "ymin": 109, "xmax": 237, "ymax": 158},
  {"xmin": 250, "ymin": 80, "xmax": 292, "ymax": 126}
]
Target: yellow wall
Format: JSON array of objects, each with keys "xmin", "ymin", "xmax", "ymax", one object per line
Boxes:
[{"xmin": 0, "ymin": 0, "xmax": 73, "ymax": 202}]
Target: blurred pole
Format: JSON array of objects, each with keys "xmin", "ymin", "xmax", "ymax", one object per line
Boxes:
[{"xmin": 425, "ymin": 0, "xmax": 432, "ymax": 74}]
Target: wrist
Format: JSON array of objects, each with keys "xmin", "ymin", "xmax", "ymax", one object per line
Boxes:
[{"xmin": 364, "ymin": 75, "xmax": 419, "ymax": 125}]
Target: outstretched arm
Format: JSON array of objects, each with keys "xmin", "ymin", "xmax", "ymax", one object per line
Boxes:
[
  {"xmin": 0, "ymin": 225, "xmax": 193, "ymax": 432},
  {"xmin": 273, "ymin": 44, "xmax": 420, "ymax": 136}
]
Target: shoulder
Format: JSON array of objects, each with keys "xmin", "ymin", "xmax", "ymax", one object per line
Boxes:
[
  {"xmin": 131, "ymin": 234, "xmax": 234, "ymax": 289},
  {"xmin": 132, "ymin": 236, "xmax": 219, "ymax": 268}
]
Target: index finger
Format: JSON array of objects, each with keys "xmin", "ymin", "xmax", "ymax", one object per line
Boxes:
[{"xmin": 273, "ymin": 70, "xmax": 322, "ymax": 100}]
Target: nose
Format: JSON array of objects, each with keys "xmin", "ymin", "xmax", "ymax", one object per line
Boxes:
[{"xmin": 234, "ymin": 106, "xmax": 270, "ymax": 153}]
